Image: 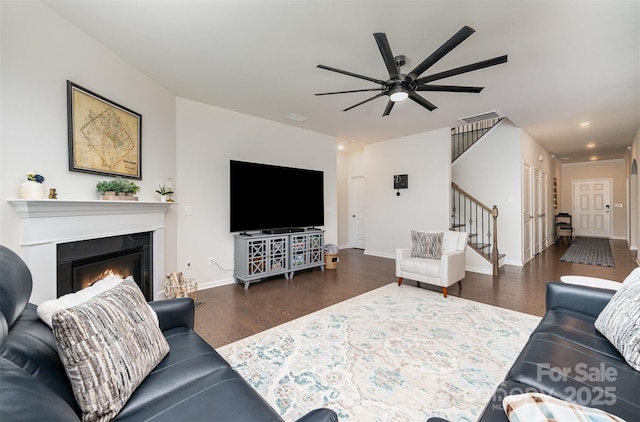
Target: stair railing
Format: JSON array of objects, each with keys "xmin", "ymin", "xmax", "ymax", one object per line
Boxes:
[
  {"xmin": 451, "ymin": 118, "xmax": 502, "ymax": 162},
  {"xmin": 451, "ymin": 183, "xmax": 500, "ymax": 276}
]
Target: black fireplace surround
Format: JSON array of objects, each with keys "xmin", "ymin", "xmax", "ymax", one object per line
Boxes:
[{"xmin": 56, "ymin": 232, "xmax": 152, "ymax": 301}]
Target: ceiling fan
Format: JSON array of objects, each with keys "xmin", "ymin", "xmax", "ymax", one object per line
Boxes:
[{"xmin": 315, "ymin": 26, "xmax": 507, "ymax": 116}]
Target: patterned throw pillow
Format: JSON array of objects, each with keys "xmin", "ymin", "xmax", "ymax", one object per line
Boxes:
[
  {"xmin": 52, "ymin": 280, "xmax": 169, "ymax": 422},
  {"xmin": 411, "ymin": 231, "xmax": 444, "ymax": 260},
  {"xmin": 595, "ymin": 276, "xmax": 640, "ymax": 371},
  {"xmin": 503, "ymin": 393, "xmax": 625, "ymax": 422},
  {"xmin": 38, "ymin": 275, "xmax": 158, "ymax": 328}
]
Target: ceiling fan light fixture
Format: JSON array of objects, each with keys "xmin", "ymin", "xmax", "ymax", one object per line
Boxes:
[{"xmin": 389, "ymin": 87, "xmax": 409, "ymax": 102}]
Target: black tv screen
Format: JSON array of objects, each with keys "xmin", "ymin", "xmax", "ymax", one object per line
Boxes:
[{"xmin": 230, "ymin": 160, "xmax": 324, "ymax": 232}]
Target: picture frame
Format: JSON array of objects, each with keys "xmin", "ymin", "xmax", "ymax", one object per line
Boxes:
[{"xmin": 67, "ymin": 81, "xmax": 142, "ymax": 179}]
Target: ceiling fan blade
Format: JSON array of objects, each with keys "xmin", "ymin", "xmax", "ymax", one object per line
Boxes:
[
  {"xmin": 408, "ymin": 92, "xmax": 437, "ymax": 111},
  {"xmin": 382, "ymin": 100, "xmax": 395, "ymax": 116},
  {"xmin": 415, "ymin": 85, "xmax": 484, "ymax": 93},
  {"xmin": 315, "ymin": 88, "xmax": 382, "ymax": 96},
  {"xmin": 415, "ymin": 55, "xmax": 508, "ymax": 84},
  {"xmin": 407, "ymin": 25, "xmax": 475, "ymax": 80},
  {"xmin": 342, "ymin": 93, "xmax": 386, "ymax": 112},
  {"xmin": 317, "ymin": 64, "xmax": 387, "ymax": 85},
  {"xmin": 373, "ymin": 33, "xmax": 400, "ymax": 79}
]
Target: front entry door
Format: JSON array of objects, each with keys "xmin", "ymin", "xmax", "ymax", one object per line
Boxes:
[{"xmin": 573, "ymin": 179, "xmax": 612, "ymax": 238}]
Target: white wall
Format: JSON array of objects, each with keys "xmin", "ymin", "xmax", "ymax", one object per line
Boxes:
[
  {"xmin": 364, "ymin": 128, "xmax": 451, "ymax": 258},
  {"xmin": 0, "ymin": 2, "xmax": 178, "ymax": 275},
  {"xmin": 452, "ymin": 120, "xmax": 523, "ymax": 265},
  {"xmin": 175, "ymin": 98, "xmax": 337, "ymax": 289}
]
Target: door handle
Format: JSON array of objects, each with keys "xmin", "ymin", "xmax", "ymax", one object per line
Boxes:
[{"xmin": 352, "ymin": 215, "xmax": 356, "ymax": 218}]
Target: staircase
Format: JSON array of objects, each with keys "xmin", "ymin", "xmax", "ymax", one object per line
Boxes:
[{"xmin": 450, "ymin": 118, "xmax": 504, "ymax": 275}]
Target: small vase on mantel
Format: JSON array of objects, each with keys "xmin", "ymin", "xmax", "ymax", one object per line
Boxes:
[{"xmin": 19, "ymin": 181, "xmax": 46, "ymax": 199}]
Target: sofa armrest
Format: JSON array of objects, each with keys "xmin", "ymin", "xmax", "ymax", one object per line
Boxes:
[
  {"xmin": 439, "ymin": 250, "xmax": 466, "ymax": 284},
  {"xmin": 396, "ymin": 248, "xmax": 411, "ymax": 276},
  {"xmin": 545, "ymin": 282, "xmax": 615, "ymax": 318},
  {"xmin": 294, "ymin": 408, "xmax": 339, "ymax": 422},
  {"xmin": 149, "ymin": 297, "xmax": 194, "ymax": 331}
]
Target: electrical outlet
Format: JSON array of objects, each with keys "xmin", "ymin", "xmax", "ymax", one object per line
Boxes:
[
  {"xmin": 186, "ymin": 260, "xmax": 192, "ymax": 269},
  {"xmin": 208, "ymin": 257, "xmax": 215, "ymax": 266}
]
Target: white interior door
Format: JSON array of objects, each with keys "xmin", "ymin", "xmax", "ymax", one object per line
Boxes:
[
  {"xmin": 349, "ymin": 175, "xmax": 365, "ymax": 249},
  {"xmin": 533, "ymin": 168, "xmax": 541, "ymax": 254},
  {"xmin": 573, "ymin": 179, "xmax": 612, "ymax": 238},
  {"xmin": 540, "ymin": 172, "xmax": 548, "ymax": 248},
  {"xmin": 522, "ymin": 163, "xmax": 533, "ymax": 263}
]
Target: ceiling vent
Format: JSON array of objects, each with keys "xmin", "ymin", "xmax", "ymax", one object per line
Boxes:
[{"xmin": 458, "ymin": 110, "xmax": 502, "ymax": 124}]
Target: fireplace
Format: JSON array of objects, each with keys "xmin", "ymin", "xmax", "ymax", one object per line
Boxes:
[
  {"xmin": 57, "ymin": 232, "xmax": 153, "ymax": 301},
  {"xmin": 9, "ymin": 199, "xmax": 171, "ymax": 304}
]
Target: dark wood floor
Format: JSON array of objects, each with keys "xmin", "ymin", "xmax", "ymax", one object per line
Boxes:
[{"xmin": 194, "ymin": 239, "xmax": 638, "ymax": 348}]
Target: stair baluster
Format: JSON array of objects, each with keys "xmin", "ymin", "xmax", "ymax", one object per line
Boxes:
[
  {"xmin": 451, "ymin": 183, "xmax": 501, "ymax": 276},
  {"xmin": 451, "ymin": 118, "xmax": 502, "ymax": 162}
]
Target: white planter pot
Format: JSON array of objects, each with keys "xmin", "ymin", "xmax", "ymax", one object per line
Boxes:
[{"xmin": 19, "ymin": 181, "xmax": 46, "ymax": 199}]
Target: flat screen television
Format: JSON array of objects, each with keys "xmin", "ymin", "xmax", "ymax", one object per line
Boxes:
[{"xmin": 230, "ymin": 160, "xmax": 324, "ymax": 233}]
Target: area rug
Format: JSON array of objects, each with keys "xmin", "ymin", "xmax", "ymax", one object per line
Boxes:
[
  {"xmin": 217, "ymin": 283, "xmax": 541, "ymax": 421},
  {"xmin": 560, "ymin": 236, "xmax": 615, "ymax": 267}
]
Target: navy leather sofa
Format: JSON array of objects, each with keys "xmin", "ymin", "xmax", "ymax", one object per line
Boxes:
[
  {"xmin": 0, "ymin": 245, "xmax": 338, "ymax": 421},
  {"xmin": 477, "ymin": 281, "xmax": 639, "ymax": 421}
]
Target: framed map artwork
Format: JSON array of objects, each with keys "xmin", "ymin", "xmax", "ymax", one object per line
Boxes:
[{"xmin": 67, "ymin": 81, "xmax": 142, "ymax": 179}]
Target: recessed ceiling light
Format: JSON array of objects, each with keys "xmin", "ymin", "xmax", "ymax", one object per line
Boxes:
[
  {"xmin": 337, "ymin": 145, "xmax": 344, "ymax": 151},
  {"xmin": 586, "ymin": 142, "xmax": 596, "ymax": 149},
  {"xmin": 285, "ymin": 113, "xmax": 308, "ymax": 122},
  {"xmin": 561, "ymin": 156, "xmax": 571, "ymax": 160},
  {"xmin": 590, "ymin": 155, "xmax": 598, "ymax": 161},
  {"xmin": 579, "ymin": 121, "xmax": 591, "ymax": 128}
]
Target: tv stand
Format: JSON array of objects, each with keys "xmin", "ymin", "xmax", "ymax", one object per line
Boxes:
[
  {"xmin": 262, "ymin": 227, "xmax": 304, "ymax": 234},
  {"xmin": 234, "ymin": 230, "xmax": 324, "ymax": 289}
]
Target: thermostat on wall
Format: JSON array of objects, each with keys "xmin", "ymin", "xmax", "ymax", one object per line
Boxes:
[{"xmin": 394, "ymin": 174, "xmax": 408, "ymax": 189}]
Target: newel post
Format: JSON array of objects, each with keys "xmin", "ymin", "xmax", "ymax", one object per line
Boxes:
[{"xmin": 491, "ymin": 205, "xmax": 499, "ymax": 276}]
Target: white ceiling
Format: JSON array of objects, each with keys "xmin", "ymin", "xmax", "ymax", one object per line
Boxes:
[{"xmin": 45, "ymin": 1, "xmax": 639, "ymax": 161}]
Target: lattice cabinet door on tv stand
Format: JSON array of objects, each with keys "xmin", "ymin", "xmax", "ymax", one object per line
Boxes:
[{"xmin": 234, "ymin": 230, "xmax": 324, "ymax": 289}]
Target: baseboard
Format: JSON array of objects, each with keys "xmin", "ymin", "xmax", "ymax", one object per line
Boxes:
[
  {"xmin": 465, "ymin": 265, "xmax": 492, "ymax": 275},
  {"xmin": 363, "ymin": 250, "xmax": 394, "ymax": 260},
  {"xmin": 198, "ymin": 277, "xmax": 236, "ymax": 292}
]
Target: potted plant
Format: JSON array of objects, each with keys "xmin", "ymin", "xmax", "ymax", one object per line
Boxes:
[
  {"xmin": 113, "ymin": 177, "xmax": 129, "ymax": 196},
  {"xmin": 127, "ymin": 180, "xmax": 141, "ymax": 197},
  {"xmin": 96, "ymin": 180, "xmax": 117, "ymax": 196},
  {"xmin": 155, "ymin": 184, "xmax": 174, "ymax": 202},
  {"xmin": 97, "ymin": 178, "xmax": 140, "ymax": 198},
  {"xmin": 19, "ymin": 171, "xmax": 46, "ymax": 199}
]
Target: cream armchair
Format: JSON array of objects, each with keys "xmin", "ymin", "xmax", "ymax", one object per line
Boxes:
[{"xmin": 396, "ymin": 230, "xmax": 469, "ymax": 298}]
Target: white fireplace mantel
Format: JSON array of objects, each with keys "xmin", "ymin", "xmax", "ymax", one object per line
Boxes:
[
  {"xmin": 8, "ymin": 199, "xmax": 173, "ymax": 304},
  {"xmin": 9, "ymin": 199, "xmax": 172, "ymax": 219}
]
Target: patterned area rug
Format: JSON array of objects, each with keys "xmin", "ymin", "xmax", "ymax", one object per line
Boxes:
[
  {"xmin": 560, "ymin": 236, "xmax": 615, "ymax": 267},
  {"xmin": 218, "ymin": 283, "xmax": 541, "ymax": 421}
]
